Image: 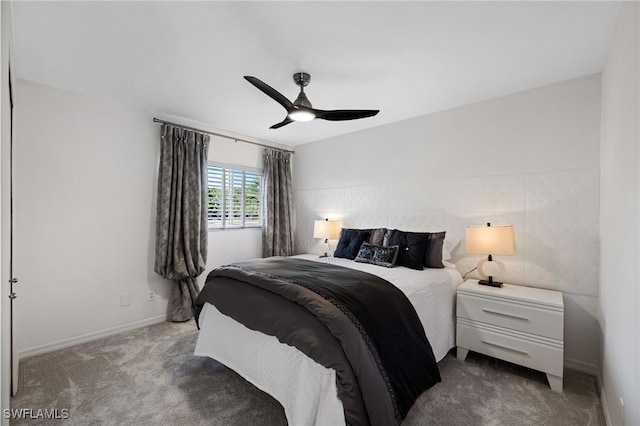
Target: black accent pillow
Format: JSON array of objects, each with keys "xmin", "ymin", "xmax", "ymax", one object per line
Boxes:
[
  {"xmin": 355, "ymin": 243, "xmax": 399, "ymax": 268},
  {"xmin": 425, "ymin": 231, "xmax": 446, "ymax": 268},
  {"xmin": 334, "ymin": 229, "xmax": 371, "ymax": 260},
  {"xmin": 385, "ymin": 230, "xmax": 429, "ymax": 270},
  {"xmin": 341, "ymin": 227, "xmax": 387, "ymax": 246}
]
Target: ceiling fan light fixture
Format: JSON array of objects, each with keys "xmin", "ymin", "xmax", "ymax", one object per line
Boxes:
[{"xmin": 288, "ymin": 109, "xmax": 316, "ymax": 122}]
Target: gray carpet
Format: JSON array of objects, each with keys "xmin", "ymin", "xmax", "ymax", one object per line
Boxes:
[{"xmin": 11, "ymin": 321, "xmax": 603, "ymax": 425}]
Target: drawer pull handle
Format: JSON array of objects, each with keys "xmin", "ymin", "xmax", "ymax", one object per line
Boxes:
[
  {"xmin": 482, "ymin": 340, "xmax": 530, "ymax": 356},
  {"xmin": 482, "ymin": 308, "xmax": 529, "ymax": 321}
]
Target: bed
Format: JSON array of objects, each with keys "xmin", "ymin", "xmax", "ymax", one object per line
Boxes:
[{"xmin": 194, "ymin": 253, "xmax": 463, "ymax": 425}]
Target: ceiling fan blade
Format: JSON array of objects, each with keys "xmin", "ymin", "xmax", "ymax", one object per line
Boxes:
[
  {"xmin": 244, "ymin": 76, "xmax": 294, "ymax": 111},
  {"xmin": 313, "ymin": 109, "xmax": 380, "ymax": 121},
  {"xmin": 270, "ymin": 117, "xmax": 294, "ymax": 129}
]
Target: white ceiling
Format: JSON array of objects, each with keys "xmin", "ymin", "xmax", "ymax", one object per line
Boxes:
[{"xmin": 11, "ymin": 1, "xmax": 620, "ymax": 147}]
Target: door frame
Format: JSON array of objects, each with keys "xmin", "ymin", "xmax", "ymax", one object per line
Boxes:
[{"xmin": 1, "ymin": 0, "xmax": 17, "ymax": 419}]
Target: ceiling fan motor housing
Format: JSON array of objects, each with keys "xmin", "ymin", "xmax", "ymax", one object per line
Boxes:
[
  {"xmin": 293, "ymin": 73, "xmax": 313, "ymax": 108},
  {"xmin": 293, "ymin": 92, "xmax": 312, "ymax": 108},
  {"xmin": 293, "ymin": 72, "xmax": 311, "ymax": 88}
]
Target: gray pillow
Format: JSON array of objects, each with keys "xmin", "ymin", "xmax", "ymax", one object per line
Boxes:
[
  {"xmin": 424, "ymin": 231, "xmax": 446, "ymax": 268},
  {"xmin": 369, "ymin": 228, "xmax": 387, "ymax": 246}
]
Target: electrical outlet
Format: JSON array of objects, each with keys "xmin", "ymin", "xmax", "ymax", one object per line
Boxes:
[
  {"xmin": 619, "ymin": 396, "xmax": 624, "ymax": 426},
  {"xmin": 147, "ymin": 291, "xmax": 156, "ymax": 302}
]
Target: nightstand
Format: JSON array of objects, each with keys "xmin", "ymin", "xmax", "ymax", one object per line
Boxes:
[{"xmin": 456, "ymin": 279, "xmax": 564, "ymax": 392}]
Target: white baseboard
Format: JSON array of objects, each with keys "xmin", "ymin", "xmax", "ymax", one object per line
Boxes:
[
  {"xmin": 598, "ymin": 371, "xmax": 613, "ymax": 426},
  {"xmin": 564, "ymin": 356, "xmax": 598, "ymax": 376},
  {"xmin": 18, "ymin": 315, "xmax": 166, "ymax": 359}
]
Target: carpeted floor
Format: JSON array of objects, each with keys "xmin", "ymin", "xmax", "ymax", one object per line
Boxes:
[{"xmin": 11, "ymin": 320, "xmax": 603, "ymax": 425}]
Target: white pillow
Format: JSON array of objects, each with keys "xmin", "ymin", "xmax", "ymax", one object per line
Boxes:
[
  {"xmin": 442, "ymin": 237, "xmax": 460, "ymax": 261},
  {"xmin": 442, "ymin": 260, "xmax": 458, "ymax": 269}
]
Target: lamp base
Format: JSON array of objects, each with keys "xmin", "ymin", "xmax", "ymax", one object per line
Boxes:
[
  {"xmin": 476, "ymin": 257, "xmax": 505, "ymax": 288},
  {"xmin": 478, "ymin": 279, "xmax": 503, "ymax": 288}
]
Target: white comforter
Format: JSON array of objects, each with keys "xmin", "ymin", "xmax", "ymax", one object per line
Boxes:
[{"xmin": 195, "ymin": 255, "xmax": 463, "ymax": 425}]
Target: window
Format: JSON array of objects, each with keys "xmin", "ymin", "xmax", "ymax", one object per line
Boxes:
[{"xmin": 207, "ymin": 163, "xmax": 261, "ymax": 229}]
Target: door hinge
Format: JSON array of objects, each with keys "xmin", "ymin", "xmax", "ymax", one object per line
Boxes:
[
  {"xmin": 8, "ymin": 278, "xmax": 18, "ymax": 284},
  {"xmin": 9, "ymin": 293, "xmax": 16, "ymax": 300}
]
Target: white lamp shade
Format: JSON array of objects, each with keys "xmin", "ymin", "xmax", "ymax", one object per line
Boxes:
[
  {"xmin": 313, "ymin": 220, "xmax": 342, "ymax": 240},
  {"xmin": 465, "ymin": 225, "xmax": 516, "ymax": 255}
]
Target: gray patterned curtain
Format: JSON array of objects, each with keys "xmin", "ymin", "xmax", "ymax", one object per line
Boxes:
[
  {"xmin": 262, "ymin": 148, "xmax": 294, "ymax": 257},
  {"xmin": 154, "ymin": 124, "xmax": 209, "ymax": 322}
]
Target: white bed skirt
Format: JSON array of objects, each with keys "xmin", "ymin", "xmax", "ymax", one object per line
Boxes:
[{"xmin": 195, "ymin": 302, "xmax": 346, "ymax": 425}]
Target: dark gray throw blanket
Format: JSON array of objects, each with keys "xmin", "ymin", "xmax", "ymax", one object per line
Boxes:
[{"xmin": 194, "ymin": 257, "xmax": 441, "ymax": 426}]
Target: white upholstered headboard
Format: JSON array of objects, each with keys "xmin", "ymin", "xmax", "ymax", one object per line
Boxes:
[{"xmin": 293, "ymin": 167, "xmax": 599, "ymax": 372}]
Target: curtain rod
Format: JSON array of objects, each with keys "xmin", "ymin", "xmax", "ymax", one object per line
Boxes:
[{"xmin": 153, "ymin": 118, "xmax": 295, "ymax": 154}]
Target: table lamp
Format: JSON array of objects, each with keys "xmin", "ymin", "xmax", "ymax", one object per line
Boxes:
[
  {"xmin": 313, "ymin": 219, "xmax": 342, "ymax": 258},
  {"xmin": 465, "ymin": 223, "xmax": 516, "ymax": 287}
]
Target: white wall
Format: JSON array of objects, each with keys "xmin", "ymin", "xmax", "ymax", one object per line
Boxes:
[
  {"xmin": 13, "ymin": 80, "xmax": 263, "ymax": 356},
  {"xmin": 294, "ymin": 75, "xmax": 600, "ymax": 190},
  {"xmin": 599, "ymin": 2, "xmax": 639, "ymax": 425},
  {"xmin": 293, "ymin": 75, "xmax": 602, "ymax": 371}
]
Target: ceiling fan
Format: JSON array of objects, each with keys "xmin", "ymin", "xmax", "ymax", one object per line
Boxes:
[{"xmin": 244, "ymin": 73, "xmax": 380, "ymax": 129}]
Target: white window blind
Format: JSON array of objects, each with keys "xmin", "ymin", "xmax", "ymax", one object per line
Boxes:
[{"xmin": 207, "ymin": 164, "xmax": 261, "ymax": 229}]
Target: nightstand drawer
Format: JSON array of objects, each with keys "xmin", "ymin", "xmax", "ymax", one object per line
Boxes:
[
  {"xmin": 457, "ymin": 293, "xmax": 563, "ymax": 340},
  {"xmin": 457, "ymin": 321, "xmax": 563, "ymax": 377}
]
